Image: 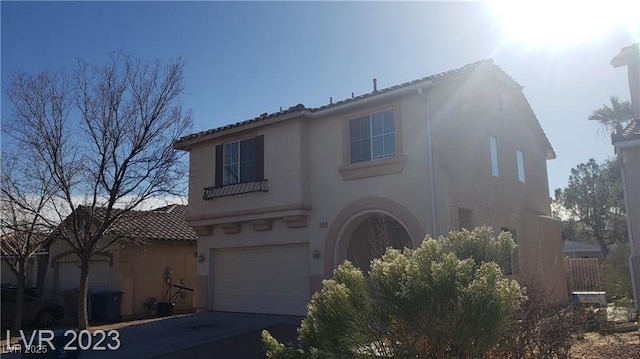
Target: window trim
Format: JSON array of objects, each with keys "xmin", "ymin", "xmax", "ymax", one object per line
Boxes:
[
  {"xmin": 349, "ymin": 109, "xmax": 396, "ymax": 164},
  {"xmin": 490, "ymin": 136, "xmax": 499, "ymax": 177},
  {"xmin": 516, "ymin": 149, "xmax": 525, "ymax": 183},
  {"xmin": 340, "ymin": 102, "xmax": 404, "ymax": 181}
]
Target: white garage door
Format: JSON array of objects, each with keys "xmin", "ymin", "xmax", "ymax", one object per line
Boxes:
[
  {"xmin": 211, "ymin": 244, "xmax": 310, "ymax": 316},
  {"xmin": 57, "ymin": 261, "xmax": 110, "ymax": 292}
]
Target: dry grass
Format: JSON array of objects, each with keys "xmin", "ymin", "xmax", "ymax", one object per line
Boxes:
[{"xmin": 570, "ymin": 330, "xmax": 640, "ymax": 359}]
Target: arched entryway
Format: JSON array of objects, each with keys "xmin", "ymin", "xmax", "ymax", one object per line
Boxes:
[
  {"xmin": 346, "ymin": 213, "xmax": 412, "ymax": 271},
  {"xmin": 323, "ymin": 197, "xmax": 425, "ymax": 278}
]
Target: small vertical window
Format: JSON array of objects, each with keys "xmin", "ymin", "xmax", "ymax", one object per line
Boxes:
[
  {"xmin": 516, "ymin": 150, "xmax": 525, "ymax": 183},
  {"xmin": 223, "ymin": 142, "xmax": 240, "ymax": 185},
  {"xmin": 489, "ymin": 136, "xmax": 499, "ymax": 177}
]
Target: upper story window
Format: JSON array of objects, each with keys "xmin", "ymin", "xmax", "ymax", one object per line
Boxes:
[
  {"xmin": 489, "ymin": 136, "xmax": 499, "ymax": 177},
  {"xmin": 214, "ymin": 135, "xmax": 264, "ymax": 188},
  {"xmin": 349, "ymin": 109, "xmax": 395, "ymax": 164},
  {"xmin": 223, "ymin": 138, "xmax": 256, "ymax": 185},
  {"xmin": 516, "ymin": 150, "xmax": 525, "ymax": 183}
]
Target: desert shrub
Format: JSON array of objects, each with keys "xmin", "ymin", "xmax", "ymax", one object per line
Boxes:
[
  {"xmin": 602, "ymin": 243, "xmax": 633, "ymax": 304},
  {"xmin": 264, "ymin": 226, "xmax": 523, "ymax": 358},
  {"xmin": 579, "ymin": 307, "xmax": 611, "ymax": 333},
  {"xmin": 489, "ymin": 286, "xmax": 578, "ymax": 359},
  {"xmin": 447, "ymin": 227, "xmax": 515, "ymax": 270}
]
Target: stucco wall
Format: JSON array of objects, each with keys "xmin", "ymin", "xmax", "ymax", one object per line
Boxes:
[
  {"xmin": 187, "ymin": 120, "xmax": 306, "ymax": 222},
  {"xmin": 620, "ymin": 146, "xmax": 640, "ymax": 257},
  {"xmin": 43, "ymin": 238, "xmax": 196, "ymax": 318},
  {"xmin": 619, "ymin": 145, "xmax": 640, "ymax": 309},
  {"xmin": 113, "ymin": 241, "xmax": 197, "ymax": 317},
  {"xmin": 425, "ymin": 71, "xmax": 565, "ymax": 300}
]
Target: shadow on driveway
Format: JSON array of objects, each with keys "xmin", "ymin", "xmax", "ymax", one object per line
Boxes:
[
  {"xmin": 151, "ymin": 322, "xmax": 300, "ymax": 359},
  {"xmin": 77, "ymin": 311, "xmax": 302, "ymax": 359},
  {"xmin": 0, "ymin": 312, "xmax": 301, "ymax": 359}
]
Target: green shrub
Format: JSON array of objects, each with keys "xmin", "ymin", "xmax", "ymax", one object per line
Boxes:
[
  {"xmin": 264, "ymin": 226, "xmax": 524, "ymax": 358},
  {"xmin": 602, "ymin": 242, "xmax": 633, "ymax": 303}
]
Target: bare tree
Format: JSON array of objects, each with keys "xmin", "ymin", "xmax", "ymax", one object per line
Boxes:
[
  {"xmin": 1, "ymin": 153, "xmax": 53, "ymax": 332},
  {"xmin": 4, "ymin": 54, "xmax": 192, "ymax": 329}
]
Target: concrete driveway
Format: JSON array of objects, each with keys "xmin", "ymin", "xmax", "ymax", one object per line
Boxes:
[{"xmin": 3, "ymin": 312, "xmax": 301, "ymax": 359}]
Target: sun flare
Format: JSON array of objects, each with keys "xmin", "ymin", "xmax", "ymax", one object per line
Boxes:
[{"xmin": 486, "ymin": 1, "xmax": 640, "ymax": 49}]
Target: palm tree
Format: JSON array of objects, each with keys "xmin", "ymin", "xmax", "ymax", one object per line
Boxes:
[{"xmin": 588, "ymin": 96, "xmax": 633, "ymax": 135}]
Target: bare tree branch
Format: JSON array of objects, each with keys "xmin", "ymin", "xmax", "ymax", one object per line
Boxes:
[{"xmin": 3, "ymin": 54, "xmax": 192, "ymax": 329}]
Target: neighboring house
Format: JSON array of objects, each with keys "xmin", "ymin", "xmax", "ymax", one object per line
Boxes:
[
  {"xmin": 43, "ymin": 205, "xmax": 197, "ymax": 320},
  {"xmin": 175, "ymin": 60, "xmax": 568, "ymax": 316},
  {"xmin": 563, "ymin": 240, "xmax": 604, "ymax": 258},
  {"xmin": 1, "ymin": 232, "xmax": 49, "ymax": 290}
]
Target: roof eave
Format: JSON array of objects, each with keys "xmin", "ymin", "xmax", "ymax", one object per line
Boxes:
[
  {"xmin": 614, "ymin": 137, "xmax": 640, "ymax": 148},
  {"xmin": 174, "ymin": 110, "xmax": 308, "ymax": 150},
  {"xmin": 309, "ymin": 79, "xmax": 436, "ymax": 118}
]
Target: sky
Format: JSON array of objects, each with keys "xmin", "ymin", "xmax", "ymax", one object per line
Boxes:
[{"xmin": 1, "ymin": 1, "xmax": 639, "ymax": 196}]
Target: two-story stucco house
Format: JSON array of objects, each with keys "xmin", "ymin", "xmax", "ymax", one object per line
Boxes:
[{"xmin": 175, "ymin": 60, "xmax": 568, "ymax": 316}]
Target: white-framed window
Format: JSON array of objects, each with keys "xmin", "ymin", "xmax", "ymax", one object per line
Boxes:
[
  {"xmin": 516, "ymin": 150, "xmax": 525, "ymax": 183},
  {"xmin": 489, "ymin": 136, "xmax": 499, "ymax": 177},
  {"xmin": 349, "ymin": 109, "xmax": 395, "ymax": 164},
  {"xmin": 223, "ymin": 138, "xmax": 257, "ymax": 185}
]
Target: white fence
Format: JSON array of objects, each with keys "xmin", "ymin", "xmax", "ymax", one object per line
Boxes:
[{"xmin": 565, "ymin": 257, "xmax": 601, "ymax": 292}]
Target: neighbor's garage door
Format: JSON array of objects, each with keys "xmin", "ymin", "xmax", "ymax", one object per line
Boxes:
[
  {"xmin": 57, "ymin": 260, "xmax": 110, "ymax": 292},
  {"xmin": 211, "ymin": 244, "xmax": 310, "ymax": 316}
]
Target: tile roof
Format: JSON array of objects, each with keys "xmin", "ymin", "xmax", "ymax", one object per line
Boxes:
[
  {"xmin": 563, "ymin": 240, "xmax": 603, "ymax": 253},
  {"xmin": 613, "ymin": 119, "xmax": 640, "ymax": 143},
  {"xmin": 175, "ymin": 59, "xmax": 524, "ymax": 146},
  {"xmin": 112, "ymin": 204, "xmax": 197, "ymax": 242},
  {"xmin": 58, "ymin": 205, "xmax": 197, "ymax": 243}
]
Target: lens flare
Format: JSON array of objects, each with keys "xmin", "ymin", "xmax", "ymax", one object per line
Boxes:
[{"xmin": 486, "ymin": 0, "xmax": 640, "ymax": 49}]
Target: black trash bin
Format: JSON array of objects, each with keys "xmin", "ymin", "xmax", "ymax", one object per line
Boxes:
[
  {"xmin": 90, "ymin": 291, "xmax": 123, "ymax": 324},
  {"xmin": 22, "ymin": 329, "xmax": 81, "ymax": 358},
  {"xmin": 156, "ymin": 302, "xmax": 174, "ymax": 317}
]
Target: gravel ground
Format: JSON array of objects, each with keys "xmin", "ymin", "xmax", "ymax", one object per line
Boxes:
[{"xmin": 570, "ymin": 331, "xmax": 640, "ymax": 359}]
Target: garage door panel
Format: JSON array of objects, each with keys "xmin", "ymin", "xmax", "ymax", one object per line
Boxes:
[
  {"xmin": 220, "ymin": 278, "xmax": 309, "ymax": 296},
  {"xmin": 214, "ymin": 295, "xmax": 309, "ymax": 315},
  {"xmin": 57, "ymin": 261, "xmax": 109, "ymax": 292},
  {"xmin": 212, "ymin": 244, "xmax": 310, "ymax": 316}
]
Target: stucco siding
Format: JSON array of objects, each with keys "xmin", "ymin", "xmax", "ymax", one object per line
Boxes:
[
  {"xmin": 187, "ymin": 120, "xmax": 306, "ymax": 222},
  {"xmin": 114, "ymin": 242, "xmax": 196, "ymax": 317}
]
